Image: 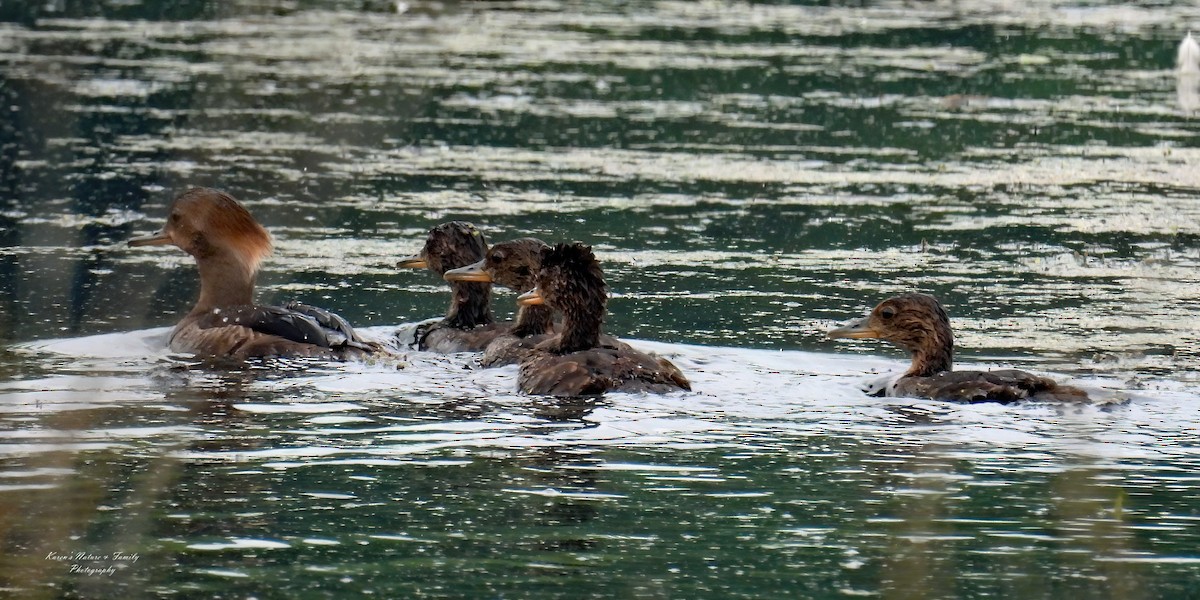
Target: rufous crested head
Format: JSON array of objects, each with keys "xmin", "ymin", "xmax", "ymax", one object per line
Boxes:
[{"xmin": 129, "ymin": 187, "xmax": 272, "ymax": 273}]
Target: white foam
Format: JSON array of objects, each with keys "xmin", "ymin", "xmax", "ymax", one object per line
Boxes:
[
  {"xmin": 16, "ymin": 327, "xmax": 173, "ymax": 358},
  {"xmin": 5, "ymin": 325, "xmax": 1198, "ymax": 466}
]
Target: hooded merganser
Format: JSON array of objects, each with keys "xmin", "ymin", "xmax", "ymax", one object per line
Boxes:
[
  {"xmin": 828, "ymin": 293, "xmax": 1090, "ymax": 403},
  {"xmin": 514, "ymin": 243, "xmax": 690, "ymax": 396},
  {"xmin": 442, "ymin": 237, "xmax": 557, "ymax": 366},
  {"xmin": 396, "ymin": 221, "xmax": 505, "ymax": 352},
  {"xmin": 128, "ymin": 187, "xmax": 380, "ymax": 360}
]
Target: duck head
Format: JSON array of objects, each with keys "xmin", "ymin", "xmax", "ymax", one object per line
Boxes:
[
  {"xmin": 443, "ymin": 237, "xmax": 548, "ymax": 292},
  {"xmin": 398, "ymin": 221, "xmax": 488, "ymax": 275},
  {"xmin": 518, "ymin": 242, "xmax": 606, "ymax": 353},
  {"xmin": 129, "ymin": 187, "xmax": 272, "ymax": 266},
  {"xmin": 129, "ymin": 188, "xmax": 272, "ymax": 310},
  {"xmin": 828, "ymin": 292, "xmax": 954, "ymax": 377},
  {"xmin": 398, "ymin": 221, "xmax": 494, "ymax": 329}
]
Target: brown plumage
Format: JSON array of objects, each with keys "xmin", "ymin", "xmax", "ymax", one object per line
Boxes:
[
  {"xmin": 828, "ymin": 293, "xmax": 1090, "ymax": 403},
  {"xmin": 128, "ymin": 187, "xmax": 380, "ymax": 360},
  {"xmin": 396, "ymin": 221, "xmax": 504, "ymax": 352},
  {"xmin": 442, "ymin": 238, "xmax": 558, "ymax": 366},
  {"xmin": 514, "ymin": 243, "xmax": 690, "ymax": 397}
]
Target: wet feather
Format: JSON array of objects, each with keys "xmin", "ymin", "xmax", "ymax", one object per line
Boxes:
[{"xmin": 515, "ymin": 243, "xmax": 691, "ymax": 397}]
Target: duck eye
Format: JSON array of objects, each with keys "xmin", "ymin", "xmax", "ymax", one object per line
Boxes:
[{"xmin": 880, "ymin": 307, "xmax": 896, "ymax": 319}]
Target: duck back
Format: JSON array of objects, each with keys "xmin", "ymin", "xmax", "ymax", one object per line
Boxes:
[
  {"xmin": 889, "ymin": 369, "xmax": 1089, "ymax": 404},
  {"xmin": 518, "ymin": 342, "xmax": 690, "ymax": 397},
  {"xmin": 419, "ymin": 321, "xmax": 508, "ymax": 353}
]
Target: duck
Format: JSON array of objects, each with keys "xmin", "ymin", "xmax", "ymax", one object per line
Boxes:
[
  {"xmin": 513, "ymin": 242, "xmax": 691, "ymax": 397},
  {"xmin": 828, "ymin": 292, "xmax": 1090, "ymax": 403},
  {"xmin": 396, "ymin": 221, "xmax": 505, "ymax": 352},
  {"xmin": 441, "ymin": 237, "xmax": 558, "ymax": 366},
  {"xmin": 128, "ymin": 187, "xmax": 380, "ymax": 360}
]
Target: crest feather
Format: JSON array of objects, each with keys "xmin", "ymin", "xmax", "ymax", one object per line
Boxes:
[{"xmin": 175, "ymin": 188, "xmax": 272, "ymax": 272}]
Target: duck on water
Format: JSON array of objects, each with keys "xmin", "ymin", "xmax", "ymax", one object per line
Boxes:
[
  {"xmin": 829, "ymin": 292, "xmax": 1092, "ymax": 403},
  {"xmin": 442, "ymin": 237, "xmax": 557, "ymax": 366},
  {"xmin": 128, "ymin": 187, "xmax": 380, "ymax": 361},
  {"xmin": 514, "ymin": 243, "xmax": 691, "ymax": 397},
  {"xmin": 395, "ymin": 221, "xmax": 506, "ymax": 353}
]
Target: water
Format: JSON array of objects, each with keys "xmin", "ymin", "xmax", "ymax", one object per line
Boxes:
[{"xmin": 2, "ymin": 0, "xmax": 1200, "ymax": 597}]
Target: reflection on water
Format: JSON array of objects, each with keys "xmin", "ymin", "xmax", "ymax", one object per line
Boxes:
[{"xmin": 2, "ymin": 0, "xmax": 1200, "ymax": 597}]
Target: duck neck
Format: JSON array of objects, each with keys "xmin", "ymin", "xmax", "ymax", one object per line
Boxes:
[
  {"xmin": 905, "ymin": 333, "xmax": 953, "ymax": 377},
  {"xmin": 192, "ymin": 254, "xmax": 256, "ymax": 314},
  {"xmin": 511, "ymin": 303, "xmax": 554, "ymax": 338},
  {"xmin": 545, "ymin": 256, "xmax": 608, "ymax": 354},
  {"xmin": 444, "ymin": 281, "xmax": 494, "ymax": 329},
  {"xmin": 553, "ymin": 309, "xmax": 602, "ymax": 354}
]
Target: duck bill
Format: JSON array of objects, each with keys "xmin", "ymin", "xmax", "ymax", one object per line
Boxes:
[
  {"xmin": 127, "ymin": 230, "xmax": 172, "ymax": 247},
  {"xmin": 443, "ymin": 259, "xmax": 492, "ymax": 283},
  {"xmin": 396, "ymin": 254, "xmax": 428, "ymax": 269},
  {"xmin": 517, "ymin": 287, "xmax": 545, "ymax": 306},
  {"xmin": 827, "ymin": 316, "xmax": 881, "ymax": 340}
]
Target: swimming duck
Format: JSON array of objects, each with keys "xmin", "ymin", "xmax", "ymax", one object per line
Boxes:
[
  {"xmin": 514, "ymin": 243, "xmax": 691, "ymax": 397},
  {"xmin": 396, "ymin": 221, "xmax": 504, "ymax": 352},
  {"xmin": 828, "ymin": 292, "xmax": 1089, "ymax": 403},
  {"xmin": 128, "ymin": 187, "xmax": 379, "ymax": 360},
  {"xmin": 441, "ymin": 237, "xmax": 557, "ymax": 366}
]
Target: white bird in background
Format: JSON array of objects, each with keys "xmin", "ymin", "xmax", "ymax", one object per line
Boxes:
[
  {"xmin": 1177, "ymin": 32, "xmax": 1200, "ymax": 112},
  {"xmin": 1179, "ymin": 32, "xmax": 1200, "ymax": 73}
]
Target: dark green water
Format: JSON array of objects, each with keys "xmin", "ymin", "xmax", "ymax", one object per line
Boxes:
[{"xmin": 2, "ymin": 1, "xmax": 1200, "ymax": 598}]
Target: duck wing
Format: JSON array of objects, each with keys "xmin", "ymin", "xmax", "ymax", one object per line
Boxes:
[
  {"xmin": 282, "ymin": 301, "xmax": 368, "ymax": 344},
  {"xmin": 419, "ymin": 321, "xmax": 507, "ymax": 353},
  {"xmin": 518, "ymin": 355, "xmax": 613, "ymax": 396},
  {"xmin": 598, "ymin": 341, "xmax": 691, "ymax": 392},
  {"xmin": 195, "ymin": 304, "xmax": 376, "ymax": 353},
  {"xmin": 894, "ymin": 369, "xmax": 1089, "ymax": 403}
]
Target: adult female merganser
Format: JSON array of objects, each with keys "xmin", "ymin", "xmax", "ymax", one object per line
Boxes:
[
  {"xmin": 128, "ymin": 187, "xmax": 379, "ymax": 360},
  {"xmin": 442, "ymin": 237, "xmax": 556, "ymax": 366},
  {"xmin": 396, "ymin": 221, "xmax": 504, "ymax": 352},
  {"xmin": 514, "ymin": 243, "xmax": 690, "ymax": 396},
  {"xmin": 828, "ymin": 292, "xmax": 1089, "ymax": 403}
]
